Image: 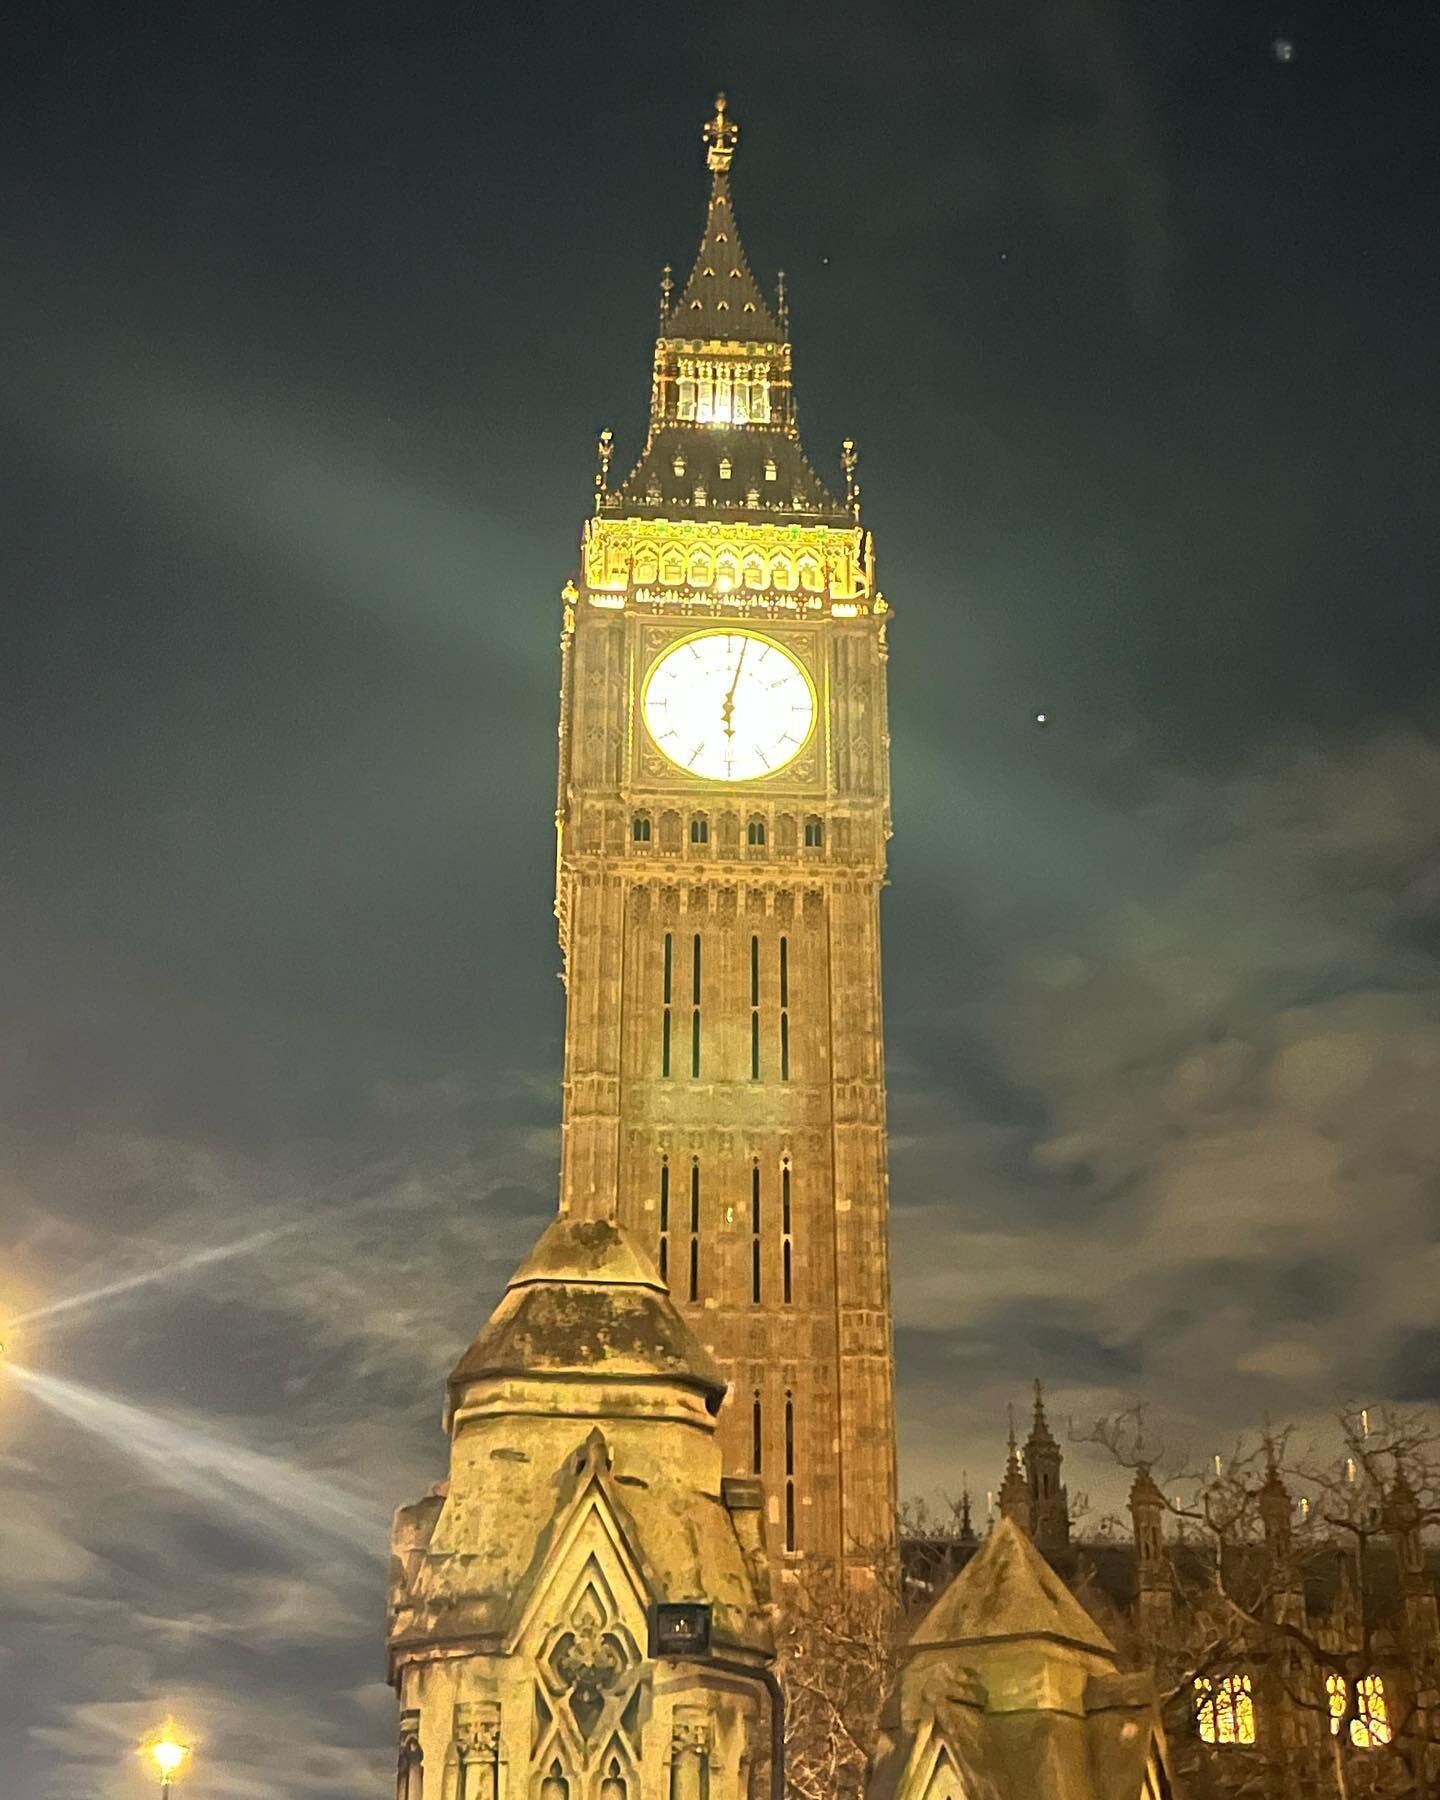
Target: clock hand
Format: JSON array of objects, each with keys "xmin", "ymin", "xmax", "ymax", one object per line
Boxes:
[{"xmin": 721, "ymin": 639, "xmax": 749, "ymax": 737}]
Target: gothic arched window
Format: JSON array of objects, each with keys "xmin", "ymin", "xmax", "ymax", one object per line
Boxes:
[
  {"xmin": 632, "ymin": 814, "xmax": 652, "ymax": 844},
  {"xmin": 1194, "ymin": 1674, "xmax": 1255, "ymax": 1746},
  {"xmin": 803, "ymin": 817, "xmax": 824, "ymax": 849},
  {"xmin": 1329, "ymin": 1674, "xmax": 1392, "ymax": 1748}
]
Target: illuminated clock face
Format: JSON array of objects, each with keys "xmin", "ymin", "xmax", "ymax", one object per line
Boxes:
[{"xmin": 642, "ymin": 631, "xmax": 815, "ymax": 783}]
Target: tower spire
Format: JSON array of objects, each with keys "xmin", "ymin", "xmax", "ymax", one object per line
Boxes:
[
  {"xmin": 702, "ymin": 92, "xmax": 738, "ymax": 173},
  {"xmin": 1024, "ymin": 1378, "xmax": 1070, "ymax": 1555},
  {"xmin": 998, "ymin": 1406, "xmax": 1030, "ymax": 1530}
]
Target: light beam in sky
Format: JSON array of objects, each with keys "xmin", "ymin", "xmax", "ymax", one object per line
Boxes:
[
  {"xmin": 5, "ymin": 1364, "xmax": 387, "ymax": 1559},
  {"xmin": 3, "ymin": 1224, "xmax": 300, "ymax": 1338}
]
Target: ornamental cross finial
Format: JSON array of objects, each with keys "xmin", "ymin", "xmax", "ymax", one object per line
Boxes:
[
  {"xmin": 703, "ymin": 92, "xmax": 738, "ymax": 173},
  {"xmin": 594, "ymin": 428, "xmax": 614, "ymax": 512}
]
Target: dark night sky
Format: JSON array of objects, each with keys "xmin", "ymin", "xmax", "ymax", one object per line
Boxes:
[{"xmin": 3, "ymin": 2, "xmax": 1439, "ymax": 1793}]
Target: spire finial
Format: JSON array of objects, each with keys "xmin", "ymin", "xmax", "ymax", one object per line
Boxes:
[
  {"xmin": 776, "ymin": 267, "xmax": 789, "ymax": 335},
  {"xmin": 594, "ymin": 427, "xmax": 614, "ymax": 512},
  {"xmin": 659, "ymin": 263, "xmax": 673, "ymax": 326},
  {"xmin": 1007, "ymin": 1403, "xmax": 1018, "ymax": 1455},
  {"xmin": 841, "ymin": 437, "xmax": 860, "ymax": 519},
  {"xmin": 703, "ymin": 93, "xmax": 738, "ymax": 173}
]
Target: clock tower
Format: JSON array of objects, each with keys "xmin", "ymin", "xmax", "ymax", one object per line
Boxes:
[{"xmin": 556, "ymin": 97, "xmax": 897, "ymax": 1576}]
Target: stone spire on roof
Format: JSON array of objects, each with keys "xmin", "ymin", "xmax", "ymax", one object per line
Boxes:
[
  {"xmin": 910, "ymin": 1515, "xmax": 1115, "ymax": 1657},
  {"xmin": 665, "ymin": 94, "xmax": 783, "ymax": 345},
  {"xmin": 998, "ymin": 1406, "xmax": 1030, "ymax": 1529},
  {"xmin": 1025, "ymin": 1379, "xmax": 1071, "ymax": 1555}
]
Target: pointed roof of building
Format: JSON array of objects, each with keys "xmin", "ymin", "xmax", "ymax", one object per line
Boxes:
[
  {"xmin": 447, "ymin": 1217, "xmax": 727, "ymax": 1414},
  {"xmin": 1027, "ymin": 1379, "xmax": 1058, "ymax": 1449},
  {"xmin": 910, "ymin": 1516, "xmax": 1115, "ymax": 1657},
  {"xmin": 663, "ymin": 95, "xmax": 783, "ymax": 345}
]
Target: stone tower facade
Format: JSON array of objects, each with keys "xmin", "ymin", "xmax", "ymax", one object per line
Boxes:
[
  {"xmin": 555, "ymin": 97, "xmax": 897, "ymax": 1576},
  {"xmin": 388, "ymin": 1219, "xmax": 774, "ymax": 1800}
]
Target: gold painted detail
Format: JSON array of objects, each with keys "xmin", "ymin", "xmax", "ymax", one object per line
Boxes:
[
  {"xmin": 703, "ymin": 93, "xmax": 738, "ymax": 173},
  {"xmin": 582, "ymin": 517, "xmax": 872, "ymax": 604}
]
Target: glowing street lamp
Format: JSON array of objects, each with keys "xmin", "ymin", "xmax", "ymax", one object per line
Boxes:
[{"xmin": 144, "ymin": 1728, "xmax": 191, "ymax": 1794}]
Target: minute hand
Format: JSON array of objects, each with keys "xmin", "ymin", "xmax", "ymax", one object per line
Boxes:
[{"xmin": 720, "ymin": 638, "xmax": 749, "ymax": 737}]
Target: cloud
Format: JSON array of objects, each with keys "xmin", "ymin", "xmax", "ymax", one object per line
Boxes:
[{"xmin": 892, "ymin": 727, "xmax": 1440, "ymax": 1508}]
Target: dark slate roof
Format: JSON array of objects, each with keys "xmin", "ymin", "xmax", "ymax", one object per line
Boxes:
[
  {"xmin": 663, "ymin": 173, "xmax": 782, "ymax": 345},
  {"xmin": 608, "ymin": 424, "xmax": 848, "ymax": 523},
  {"xmin": 447, "ymin": 1217, "xmax": 727, "ymax": 1413}
]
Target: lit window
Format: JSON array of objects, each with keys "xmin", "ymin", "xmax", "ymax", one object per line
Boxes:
[
  {"xmin": 1195, "ymin": 1675, "xmax": 1255, "ymax": 1747},
  {"xmin": 1328, "ymin": 1674, "xmax": 1391, "ymax": 1748},
  {"xmin": 677, "ymin": 379, "xmax": 697, "ymax": 422},
  {"xmin": 764, "ymin": 458, "xmax": 778, "ymax": 482},
  {"xmin": 672, "ymin": 454, "xmax": 686, "ymax": 478},
  {"xmin": 719, "ymin": 456, "xmax": 732, "ymax": 480}
]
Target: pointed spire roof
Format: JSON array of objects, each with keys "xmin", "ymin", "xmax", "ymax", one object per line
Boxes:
[
  {"xmin": 664, "ymin": 95, "xmax": 782, "ymax": 344},
  {"xmin": 448, "ymin": 1217, "xmax": 727, "ymax": 1415},
  {"xmin": 1128, "ymin": 1463, "xmax": 1166, "ymax": 1512},
  {"xmin": 1027, "ymin": 1378, "xmax": 1058, "ymax": 1449},
  {"xmin": 910, "ymin": 1516, "xmax": 1115, "ymax": 1657},
  {"xmin": 998, "ymin": 1406, "xmax": 1030, "ymax": 1524}
]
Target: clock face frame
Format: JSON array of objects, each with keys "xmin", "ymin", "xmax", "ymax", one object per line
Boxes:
[{"xmin": 641, "ymin": 629, "xmax": 817, "ymax": 784}]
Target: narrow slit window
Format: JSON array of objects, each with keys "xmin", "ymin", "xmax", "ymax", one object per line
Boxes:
[
  {"xmin": 751, "ymin": 1161, "xmax": 762, "ymax": 1303},
  {"xmin": 784, "ymin": 1392, "xmax": 797, "ymax": 1552},
  {"xmin": 782, "ymin": 1161, "xmax": 793, "ymax": 1304},
  {"xmin": 691, "ymin": 933, "xmax": 702, "ymax": 1077},
  {"xmin": 779, "ymin": 936, "xmax": 790, "ymax": 1081},
  {"xmin": 658, "ymin": 1158, "xmax": 670, "ymax": 1284},
  {"xmin": 750, "ymin": 935, "xmax": 761, "ymax": 1080},
  {"xmin": 687, "ymin": 1159, "xmax": 700, "ymax": 1302},
  {"xmin": 662, "ymin": 934, "xmax": 673, "ymax": 1077},
  {"xmin": 752, "ymin": 1393, "xmax": 763, "ymax": 1474}
]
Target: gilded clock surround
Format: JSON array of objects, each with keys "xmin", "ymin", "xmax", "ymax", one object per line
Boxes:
[{"xmin": 554, "ymin": 96, "xmax": 898, "ymax": 1579}]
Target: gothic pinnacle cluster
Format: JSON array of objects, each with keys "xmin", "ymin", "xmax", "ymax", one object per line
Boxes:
[{"xmin": 995, "ymin": 1382, "xmax": 1071, "ymax": 1556}]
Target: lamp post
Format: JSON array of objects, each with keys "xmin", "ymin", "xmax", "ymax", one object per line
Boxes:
[
  {"xmin": 650, "ymin": 1604, "xmax": 785, "ymax": 1800},
  {"xmin": 145, "ymin": 1729, "xmax": 190, "ymax": 1796}
]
